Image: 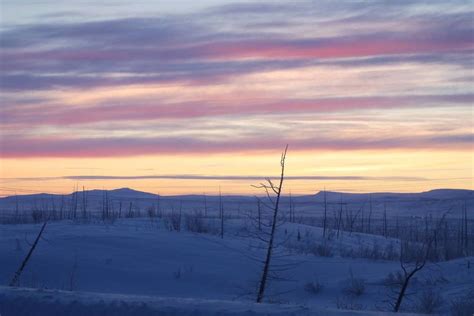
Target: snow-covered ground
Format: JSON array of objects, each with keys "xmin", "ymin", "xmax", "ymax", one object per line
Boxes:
[
  {"xmin": 0, "ymin": 286, "xmax": 423, "ymax": 316},
  {"xmin": 1, "ymin": 218, "xmax": 473, "ymax": 315}
]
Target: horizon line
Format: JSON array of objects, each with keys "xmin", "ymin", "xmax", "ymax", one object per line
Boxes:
[{"xmin": 1, "ymin": 186, "xmax": 472, "ymax": 199}]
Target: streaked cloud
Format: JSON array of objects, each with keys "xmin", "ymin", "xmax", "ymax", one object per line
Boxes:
[
  {"xmin": 0, "ymin": 0, "xmax": 472, "ymax": 194},
  {"xmin": 4, "ymin": 173, "xmax": 429, "ymax": 182},
  {"xmin": 1, "ymin": 132, "xmax": 472, "ymax": 158},
  {"xmin": 2, "ymin": 94, "xmax": 472, "ymax": 127}
]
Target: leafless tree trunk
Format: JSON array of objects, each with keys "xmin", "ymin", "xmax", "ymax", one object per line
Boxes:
[
  {"xmin": 395, "ymin": 216, "xmax": 400, "ymax": 239},
  {"xmin": 254, "ymin": 145, "xmax": 288, "ymax": 303},
  {"xmin": 393, "ymin": 240, "xmax": 431, "ymax": 312},
  {"xmin": 368, "ymin": 194, "xmax": 372, "ymax": 234},
  {"xmin": 102, "ymin": 190, "xmax": 110, "ymax": 221},
  {"xmin": 15, "ymin": 193, "xmax": 20, "ymax": 222},
  {"xmin": 156, "ymin": 196, "xmax": 161, "ymax": 218},
  {"xmin": 219, "ymin": 188, "xmax": 224, "ymax": 239},
  {"xmin": 71, "ymin": 184, "xmax": 78, "ymax": 220},
  {"xmin": 82, "ymin": 186, "xmax": 87, "ymax": 219},
  {"xmin": 336, "ymin": 196, "xmax": 343, "ymax": 238},
  {"xmin": 289, "ymin": 192, "xmax": 294, "ymax": 223},
  {"xmin": 128, "ymin": 201, "xmax": 133, "ymax": 218},
  {"xmin": 348, "ymin": 205, "xmax": 362, "ymax": 235},
  {"xmin": 464, "ymin": 201, "xmax": 468, "ymax": 253},
  {"xmin": 392, "ymin": 212, "xmax": 449, "ymax": 312},
  {"xmin": 50, "ymin": 196, "xmax": 57, "ymax": 220},
  {"xmin": 105, "ymin": 191, "xmax": 109, "ymax": 220},
  {"xmin": 323, "ymin": 189, "xmax": 328, "ymax": 238},
  {"xmin": 9, "ymin": 221, "xmax": 48, "ymax": 287}
]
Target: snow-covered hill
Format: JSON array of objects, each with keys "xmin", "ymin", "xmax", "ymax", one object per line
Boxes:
[
  {"xmin": 0, "ymin": 219, "xmax": 472, "ymax": 315},
  {"xmin": 0, "ymin": 286, "xmax": 424, "ymax": 316}
]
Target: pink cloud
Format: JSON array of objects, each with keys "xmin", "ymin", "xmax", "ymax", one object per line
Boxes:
[
  {"xmin": 1, "ymin": 133, "xmax": 472, "ymax": 158},
  {"xmin": 199, "ymin": 37, "xmax": 472, "ymax": 60},
  {"xmin": 3, "ymin": 94, "xmax": 472, "ymax": 127}
]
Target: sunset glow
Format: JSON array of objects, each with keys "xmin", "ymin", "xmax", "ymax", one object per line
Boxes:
[{"xmin": 1, "ymin": 1, "xmax": 473, "ymax": 196}]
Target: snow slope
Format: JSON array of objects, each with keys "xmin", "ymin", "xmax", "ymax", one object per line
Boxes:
[
  {"xmin": 1, "ymin": 219, "xmax": 472, "ymax": 315},
  {"xmin": 0, "ymin": 286, "xmax": 422, "ymax": 316}
]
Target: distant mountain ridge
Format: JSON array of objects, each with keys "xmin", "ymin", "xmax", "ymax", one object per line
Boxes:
[
  {"xmin": 0, "ymin": 187, "xmax": 472, "ymax": 220},
  {"xmin": 1, "ymin": 188, "xmax": 472, "ymax": 203},
  {"xmin": 86, "ymin": 188, "xmax": 159, "ymax": 199},
  {"xmin": 0, "ymin": 187, "xmax": 159, "ymax": 202},
  {"xmin": 312, "ymin": 188, "xmax": 474, "ymax": 202}
]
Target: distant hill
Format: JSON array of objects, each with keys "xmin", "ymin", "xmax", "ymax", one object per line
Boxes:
[
  {"xmin": 86, "ymin": 188, "xmax": 159, "ymax": 199},
  {"xmin": 312, "ymin": 189, "xmax": 473, "ymax": 202},
  {"xmin": 0, "ymin": 187, "xmax": 472, "ymax": 220},
  {"xmin": 1, "ymin": 187, "xmax": 472, "ymax": 205},
  {"xmin": 0, "ymin": 187, "xmax": 159, "ymax": 202}
]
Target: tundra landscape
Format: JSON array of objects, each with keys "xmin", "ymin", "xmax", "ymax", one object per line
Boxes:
[
  {"xmin": 1, "ymin": 0, "xmax": 473, "ymax": 315},
  {"xmin": 0, "ymin": 183, "xmax": 473, "ymax": 315}
]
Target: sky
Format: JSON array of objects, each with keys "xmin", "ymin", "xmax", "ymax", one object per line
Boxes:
[{"xmin": 0, "ymin": 0, "xmax": 473, "ymax": 196}]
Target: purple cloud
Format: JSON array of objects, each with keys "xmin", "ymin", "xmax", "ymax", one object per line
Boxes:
[{"xmin": 1, "ymin": 133, "xmax": 472, "ymax": 158}]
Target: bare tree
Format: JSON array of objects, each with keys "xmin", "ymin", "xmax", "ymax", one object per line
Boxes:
[
  {"xmin": 391, "ymin": 211, "xmax": 450, "ymax": 312},
  {"xmin": 203, "ymin": 194, "xmax": 208, "ymax": 217},
  {"xmin": 322, "ymin": 189, "xmax": 328, "ymax": 238},
  {"xmin": 156, "ymin": 196, "xmax": 161, "ymax": 218},
  {"xmin": 127, "ymin": 201, "xmax": 133, "ymax": 218},
  {"xmin": 82, "ymin": 186, "xmax": 88, "ymax": 219},
  {"xmin": 56, "ymin": 195, "xmax": 62, "ymax": 220},
  {"xmin": 14, "ymin": 193, "xmax": 20, "ymax": 222},
  {"xmin": 219, "ymin": 188, "xmax": 224, "ymax": 239},
  {"xmin": 463, "ymin": 201, "xmax": 469, "ymax": 254},
  {"xmin": 10, "ymin": 221, "xmax": 48, "ymax": 287},
  {"xmin": 288, "ymin": 192, "xmax": 295, "ymax": 223},
  {"xmin": 347, "ymin": 204, "xmax": 363, "ymax": 235},
  {"xmin": 71, "ymin": 184, "xmax": 79, "ymax": 220},
  {"xmin": 253, "ymin": 145, "xmax": 288, "ymax": 303},
  {"xmin": 392, "ymin": 239, "xmax": 432, "ymax": 312},
  {"xmin": 367, "ymin": 194, "xmax": 373, "ymax": 234},
  {"xmin": 336, "ymin": 195, "xmax": 344, "ymax": 239}
]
